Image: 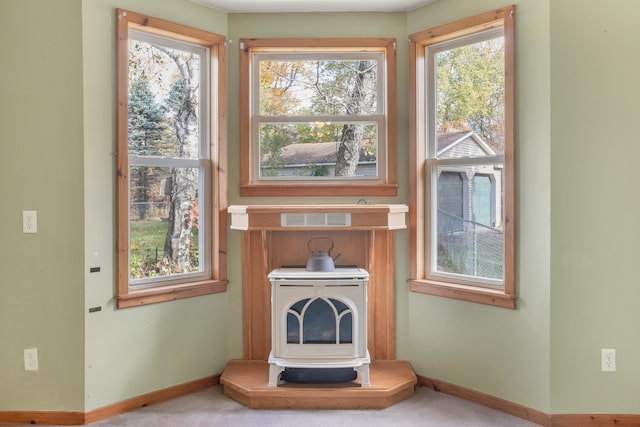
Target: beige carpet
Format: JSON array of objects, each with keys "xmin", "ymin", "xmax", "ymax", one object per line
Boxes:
[{"xmin": 78, "ymin": 385, "xmax": 539, "ymax": 427}]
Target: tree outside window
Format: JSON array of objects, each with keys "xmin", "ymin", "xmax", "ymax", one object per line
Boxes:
[
  {"xmin": 239, "ymin": 38, "xmax": 397, "ymax": 197},
  {"xmin": 409, "ymin": 6, "xmax": 516, "ymax": 308},
  {"xmin": 116, "ymin": 10, "xmax": 227, "ymax": 308}
]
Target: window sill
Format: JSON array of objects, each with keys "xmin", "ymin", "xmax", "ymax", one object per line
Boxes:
[
  {"xmin": 239, "ymin": 183, "xmax": 398, "ymax": 197},
  {"xmin": 408, "ymin": 279, "xmax": 516, "ymax": 309},
  {"xmin": 116, "ymin": 279, "xmax": 227, "ymax": 309}
]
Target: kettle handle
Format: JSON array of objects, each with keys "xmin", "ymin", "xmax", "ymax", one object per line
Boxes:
[{"xmin": 307, "ymin": 237, "xmax": 334, "ymax": 254}]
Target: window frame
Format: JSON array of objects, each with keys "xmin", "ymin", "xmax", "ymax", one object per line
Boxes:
[
  {"xmin": 408, "ymin": 6, "xmax": 516, "ymax": 309},
  {"xmin": 239, "ymin": 38, "xmax": 398, "ymax": 197},
  {"xmin": 116, "ymin": 9, "xmax": 227, "ymax": 308}
]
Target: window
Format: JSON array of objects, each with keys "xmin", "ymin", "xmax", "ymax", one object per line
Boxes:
[
  {"xmin": 239, "ymin": 38, "xmax": 397, "ymax": 197},
  {"xmin": 408, "ymin": 6, "xmax": 516, "ymax": 308},
  {"xmin": 116, "ymin": 9, "xmax": 227, "ymax": 308}
]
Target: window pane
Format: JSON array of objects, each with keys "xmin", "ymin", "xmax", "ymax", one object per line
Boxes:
[
  {"xmin": 129, "ymin": 166, "xmax": 201, "ymax": 280},
  {"xmin": 435, "ymin": 33, "xmax": 504, "ymax": 159},
  {"xmin": 258, "ymin": 58, "xmax": 378, "ymax": 117},
  {"xmin": 472, "ymin": 174, "xmax": 493, "ymax": 226},
  {"xmin": 128, "ymin": 38, "xmax": 201, "ymax": 159},
  {"xmin": 259, "ymin": 123, "xmax": 377, "ymax": 178},
  {"xmin": 436, "ymin": 165, "xmax": 503, "ymax": 281}
]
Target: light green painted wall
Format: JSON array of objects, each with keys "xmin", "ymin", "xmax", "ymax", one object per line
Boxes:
[
  {"xmin": 3, "ymin": 0, "xmax": 640, "ymax": 417},
  {"xmin": 81, "ymin": 0, "xmax": 230, "ymax": 411},
  {"xmin": 407, "ymin": 0, "xmax": 552, "ymax": 412},
  {"xmin": 0, "ymin": 0, "xmax": 86, "ymax": 411},
  {"xmin": 549, "ymin": 0, "xmax": 640, "ymax": 414}
]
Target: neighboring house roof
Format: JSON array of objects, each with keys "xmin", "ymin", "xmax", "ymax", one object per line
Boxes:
[
  {"xmin": 271, "ymin": 141, "xmax": 376, "ymax": 166},
  {"xmin": 437, "ymin": 130, "xmax": 496, "ymax": 157},
  {"xmin": 265, "ymin": 132, "xmax": 492, "ymax": 167}
]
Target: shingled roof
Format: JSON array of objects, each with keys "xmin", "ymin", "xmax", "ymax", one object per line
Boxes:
[{"xmin": 274, "ymin": 141, "xmax": 376, "ymax": 165}]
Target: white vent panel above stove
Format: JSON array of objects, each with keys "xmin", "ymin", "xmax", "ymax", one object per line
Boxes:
[{"xmin": 281, "ymin": 212, "xmax": 351, "ymax": 227}]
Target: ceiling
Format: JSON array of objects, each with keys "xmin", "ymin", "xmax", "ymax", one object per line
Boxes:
[{"xmin": 194, "ymin": 0, "xmax": 438, "ymax": 13}]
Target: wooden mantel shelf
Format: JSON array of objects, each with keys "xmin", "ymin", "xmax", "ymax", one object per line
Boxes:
[{"xmin": 228, "ymin": 204, "xmax": 408, "ymax": 231}]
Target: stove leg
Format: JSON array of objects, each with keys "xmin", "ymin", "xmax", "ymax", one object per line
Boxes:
[
  {"xmin": 268, "ymin": 364, "xmax": 285, "ymax": 387},
  {"xmin": 355, "ymin": 365, "xmax": 371, "ymax": 387}
]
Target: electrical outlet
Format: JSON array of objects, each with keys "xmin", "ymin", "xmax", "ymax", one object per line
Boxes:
[
  {"xmin": 601, "ymin": 348, "xmax": 616, "ymax": 372},
  {"xmin": 24, "ymin": 348, "xmax": 39, "ymax": 371},
  {"xmin": 23, "ymin": 210, "xmax": 37, "ymax": 233}
]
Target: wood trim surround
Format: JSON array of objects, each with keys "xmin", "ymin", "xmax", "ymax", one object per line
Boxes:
[
  {"xmin": 418, "ymin": 375, "xmax": 640, "ymax": 427},
  {"xmin": 0, "ymin": 375, "xmax": 219, "ymax": 426},
  {"xmin": 114, "ymin": 9, "xmax": 228, "ymax": 308},
  {"xmin": 229, "ymin": 204, "xmax": 407, "ymax": 361},
  {"xmin": 418, "ymin": 375, "xmax": 548, "ymax": 426},
  {"xmin": 238, "ymin": 37, "xmax": 398, "ymax": 197},
  {"xmin": 0, "ymin": 411, "xmax": 85, "ymax": 426},
  {"xmin": 549, "ymin": 415, "xmax": 640, "ymax": 427},
  {"xmin": 116, "ymin": 279, "xmax": 228, "ymax": 308},
  {"xmin": 408, "ymin": 279, "xmax": 516, "ymax": 309},
  {"xmin": 239, "ymin": 183, "xmax": 398, "ymax": 197},
  {"xmin": 408, "ymin": 5, "xmax": 517, "ymax": 309}
]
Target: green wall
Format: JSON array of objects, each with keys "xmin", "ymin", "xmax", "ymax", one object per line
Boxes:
[
  {"xmin": 0, "ymin": 0, "xmax": 230, "ymax": 413},
  {"xmin": 2, "ymin": 0, "xmax": 640, "ymax": 417},
  {"xmin": 0, "ymin": 0, "xmax": 86, "ymax": 411},
  {"xmin": 81, "ymin": 0, "xmax": 230, "ymax": 412},
  {"xmin": 549, "ymin": 0, "xmax": 640, "ymax": 413},
  {"xmin": 407, "ymin": 0, "xmax": 552, "ymax": 412}
]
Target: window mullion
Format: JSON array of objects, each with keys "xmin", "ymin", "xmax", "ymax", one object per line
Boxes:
[
  {"xmin": 128, "ymin": 155, "xmax": 201, "ymax": 168},
  {"xmin": 427, "ymin": 154, "xmax": 505, "ymax": 167},
  {"xmin": 255, "ymin": 115, "xmax": 383, "ymax": 123}
]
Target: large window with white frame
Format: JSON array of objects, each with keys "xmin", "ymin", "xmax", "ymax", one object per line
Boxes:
[
  {"xmin": 409, "ymin": 6, "xmax": 516, "ymax": 308},
  {"xmin": 239, "ymin": 38, "xmax": 397, "ymax": 197},
  {"xmin": 116, "ymin": 9, "xmax": 227, "ymax": 308}
]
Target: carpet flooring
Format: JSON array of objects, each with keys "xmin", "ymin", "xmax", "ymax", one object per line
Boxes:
[{"xmin": 77, "ymin": 385, "xmax": 540, "ymax": 427}]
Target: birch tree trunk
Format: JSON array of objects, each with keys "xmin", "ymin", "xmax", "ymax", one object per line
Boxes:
[
  {"xmin": 160, "ymin": 49, "xmax": 199, "ymax": 272},
  {"xmin": 335, "ymin": 61, "xmax": 371, "ymax": 177}
]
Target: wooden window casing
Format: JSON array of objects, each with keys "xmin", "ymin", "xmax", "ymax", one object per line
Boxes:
[
  {"xmin": 408, "ymin": 6, "xmax": 516, "ymax": 309},
  {"xmin": 239, "ymin": 38, "xmax": 398, "ymax": 197},
  {"xmin": 115, "ymin": 9, "xmax": 227, "ymax": 308}
]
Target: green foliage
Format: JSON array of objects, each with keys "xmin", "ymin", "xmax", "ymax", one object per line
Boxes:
[
  {"xmin": 294, "ymin": 122, "xmax": 342, "ymax": 144},
  {"xmin": 308, "ymin": 164, "xmax": 329, "ymax": 176},
  {"xmin": 128, "ymin": 77, "xmax": 169, "ymax": 155},
  {"xmin": 259, "ymin": 125, "xmax": 289, "ymax": 176},
  {"xmin": 437, "ymin": 244, "xmax": 461, "ymax": 274},
  {"xmin": 128, "ymin": 78, "xmax": 171, "ymax": 220},
  {"xmin": 130, "ymin": 220, "xmax": 199, "ymax": 279},
  {"xmin": 436, "ymin": 35, "xmax": 505, "ymax": 151}
]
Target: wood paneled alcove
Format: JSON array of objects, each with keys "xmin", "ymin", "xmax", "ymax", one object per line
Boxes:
[{"xmin": 220, "ymin": 204, "xmax": 416, "ymax": 409}]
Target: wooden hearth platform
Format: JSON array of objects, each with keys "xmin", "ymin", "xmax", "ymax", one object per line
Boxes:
[{"xmin": 220, "ymin": 359, "xmax": 417, "ymax": 409}]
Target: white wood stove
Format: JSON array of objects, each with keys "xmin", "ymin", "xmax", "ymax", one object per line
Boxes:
[{"xmin": 267, "ymin": 267, "xmax": 370, "ymax": 387}]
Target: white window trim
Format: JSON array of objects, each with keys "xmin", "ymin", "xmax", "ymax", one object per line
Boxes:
[
  {"xmin": 249, "ymin": 51, "xmax": 387, "ymax": 184},
  {"xmin": 127, "ymin": 30, "xmax": 212, "ymax": 289}
]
